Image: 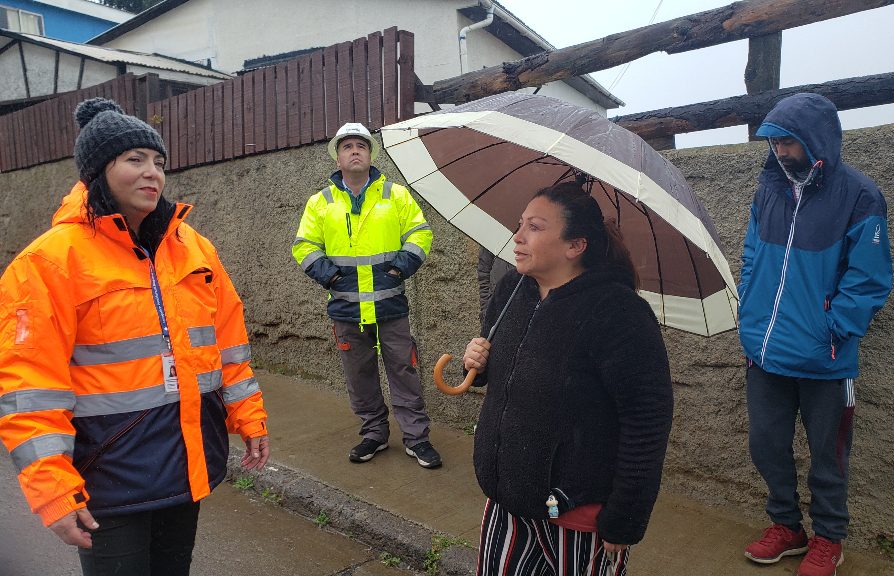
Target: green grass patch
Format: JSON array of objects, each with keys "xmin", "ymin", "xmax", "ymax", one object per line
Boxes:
[
  {"xmin": 878, "ymin": 532, "xmax": 894, "ymax": 560},
  {"xmin": 379, "ymin": 552, "xmax": 401, "ymax": 567},
  {"xmin": 424, "ymin": 534, "xmax": 473, "ymax": 574},
  {"xmin": 233, "ymin": 475, "xmax": 255, "ymax": 490},
  {"xmin": 313, "ymin": 510, "xmax": 330, "ymax": 528}
]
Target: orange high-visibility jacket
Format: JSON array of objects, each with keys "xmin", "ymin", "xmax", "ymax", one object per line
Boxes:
[{"xmin": 0, "ymin": 183, "xmax": 267, "ymax": 526}]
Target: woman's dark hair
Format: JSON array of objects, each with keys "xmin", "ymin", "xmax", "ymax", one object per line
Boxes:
[
  {"xmin": 85, "ymin": 170, "xmax": 176, "ymax": 256},
  {"xmin": 534, "ymin": 181, "xmax": 639, "ymax": 289}
]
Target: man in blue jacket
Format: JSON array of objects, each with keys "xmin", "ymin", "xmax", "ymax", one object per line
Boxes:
[{"xmin": 738, "ymin": 93, "xmax": 892, "ymax": 576}]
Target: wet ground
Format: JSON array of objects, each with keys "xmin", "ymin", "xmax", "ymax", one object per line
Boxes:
[{"xmin": 0, "ymin": 455, "xmax": 414, "ymax": 576}]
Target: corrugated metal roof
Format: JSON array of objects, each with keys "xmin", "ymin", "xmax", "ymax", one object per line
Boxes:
[{"xmin": 11, "ymin": 30, "xmax": 230, "ymax": 80}]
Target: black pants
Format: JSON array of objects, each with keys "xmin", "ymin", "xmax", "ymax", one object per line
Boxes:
[
  {"xmin": 78, "ymin": 501, "xmax": 200, "ymax": 576},
  {"xmin": 746, "ymin": 363, "xmax": 853, "ymax": 541}
]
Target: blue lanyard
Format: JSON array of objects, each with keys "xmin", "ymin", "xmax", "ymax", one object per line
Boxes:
[{"xmin": 139, "ymin": 247, "xmax": 172, "ymax": 350}]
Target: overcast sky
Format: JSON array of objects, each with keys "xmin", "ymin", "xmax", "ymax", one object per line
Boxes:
[{"xmin": 500, "ymin": 0, "xmax": 894, "ymax": 148}]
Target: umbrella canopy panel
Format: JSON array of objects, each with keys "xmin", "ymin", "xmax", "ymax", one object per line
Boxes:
[{"xmin": 382, "ymin": 93, "xmax": 739, "ymax": 336}]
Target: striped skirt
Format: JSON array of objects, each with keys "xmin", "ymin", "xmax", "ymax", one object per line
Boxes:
[{"xmin": 477, "ymin": 499, "xmax": 629, "ymax": 576}]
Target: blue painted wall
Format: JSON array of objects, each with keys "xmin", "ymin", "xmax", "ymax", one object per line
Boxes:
[{"xmin": 2, "ymin": 0, "xmax": 121, "ymax": 42}]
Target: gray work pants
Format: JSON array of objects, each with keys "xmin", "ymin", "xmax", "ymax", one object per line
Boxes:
[{"xmin": 333, "ymin": 316, "xmax": 430, "ymax": 447}]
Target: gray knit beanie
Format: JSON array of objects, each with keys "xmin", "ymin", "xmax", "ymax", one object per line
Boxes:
[{"xmin": 73, "ymin": 98, "xmax": 167, "ymax": 185}]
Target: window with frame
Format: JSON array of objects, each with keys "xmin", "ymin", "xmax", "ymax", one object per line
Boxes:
[{"xmin": 0, "ymin": 5, "xmax": 44, "ymax": 35}]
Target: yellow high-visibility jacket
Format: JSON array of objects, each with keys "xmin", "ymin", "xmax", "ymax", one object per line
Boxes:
[{"xmin": 292, "ymin": 168, "xmax": 432, "ymax": 324}]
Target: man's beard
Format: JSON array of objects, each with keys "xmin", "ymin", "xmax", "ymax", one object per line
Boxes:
[{"xmin": 779, "ymin": 157, "xmax": 811, "ymax": 173}]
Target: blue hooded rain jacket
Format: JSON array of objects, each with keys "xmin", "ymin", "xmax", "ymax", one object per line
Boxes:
[{"xmin": 738, "ymin": 93, "xmax": 892, "ymax": 379}]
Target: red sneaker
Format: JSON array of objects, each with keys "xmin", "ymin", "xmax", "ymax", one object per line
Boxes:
[
  {"xmin": 797, "ymin": 536, "xmax": 843, "ymax": 576},
  {"xmin": 744, "ymin": 523, "xmax": 809, "ymax": 564}
]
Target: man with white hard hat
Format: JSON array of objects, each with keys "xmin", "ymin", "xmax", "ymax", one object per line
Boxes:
[{"xmin": 292, "ymin": 122, "xmax": 441, "ymax": 468}]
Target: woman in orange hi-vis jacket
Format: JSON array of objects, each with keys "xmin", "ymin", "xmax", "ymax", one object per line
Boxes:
[{"xmin": 0, "ymin": 98, "xmax": 269, "ymax": 575}]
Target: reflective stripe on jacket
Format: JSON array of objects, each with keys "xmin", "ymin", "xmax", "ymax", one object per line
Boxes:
[
  {"xmin": 292, "ymin": 168, "xmax": 433, "ymax": 324},
  {"xmin": 0, "ymin": 183, "xmax": 267, "ymax": 526}
]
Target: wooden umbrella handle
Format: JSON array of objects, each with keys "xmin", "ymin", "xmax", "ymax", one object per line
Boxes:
[{"xmin": 433, "ymin": 353, "xmax": 476, "ymax": 395}]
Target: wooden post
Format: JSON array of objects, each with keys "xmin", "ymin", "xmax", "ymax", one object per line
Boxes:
[{"xmin": 744, "ymin": 32, "xmax": 781, "ymax": 139}]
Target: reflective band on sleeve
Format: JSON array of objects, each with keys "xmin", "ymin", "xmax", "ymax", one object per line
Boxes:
[
  {"xmin": 10, "ymin": 433, "xmax": 75, "ymax": 473},
  {"xmin": 382, "ymin": 181, "xmax": 393, "ymax": 199},
  {"xmin": 321, "ymin": 188, "xmax": 334, "ymax": 204},
  {"xmin": 0, "ymin": 389, "xmax": 76, "ymax": 418},
  {"xmin": 329, "ymin": 252, "xmax": 398, "ymax": 266},
  {"xmin": 329, "ymin": 286, "xmax": 404, "ymax": 302},
  {"xmin": 221, "ymin": 343, "xmax": 252, "ymax": 365},
  {"xmin": 197, "ymin": 369, "xmax": 223, "ymax": 393},
  {"xmin": 401, "ymin": 242, "xmax": 427, "ymax": 262},
  {"xmin": 400, "ymin": 223, "xmax": 431, "ymax": 243},
  {"xmin": 188, "ymin": 326, "xmax": 216, "ymax": 347},
  {"xmin": 293, "ymin": 236, "xmax": 324, "ymax": 249},
  {"xmin": 73, "ymin": 385, "xmax": 178, "ymax": 417},
  {"xmin": 71, "ymin": 334, "xmax": 165, "ymax": 366},
  {"xmin": 222, "ymin": 377, "xmax": 261, "ymax": 404},
  {"xmin": 300, "ymin": 250, "xmax": 326, "ymax": 271}
]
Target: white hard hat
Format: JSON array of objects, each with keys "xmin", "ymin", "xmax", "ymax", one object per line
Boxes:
[{"xmin": 328, "ymin": 123, "xmax": 380, "ymax": 161}]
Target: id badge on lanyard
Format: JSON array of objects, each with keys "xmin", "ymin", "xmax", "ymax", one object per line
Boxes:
[
  {"xmin": 162, "ymin": 351, "xmax": 179, "ymax": 393},
  {"xmin": 141, "ymin": 247, "xmax": 179, "ymax": 393}
]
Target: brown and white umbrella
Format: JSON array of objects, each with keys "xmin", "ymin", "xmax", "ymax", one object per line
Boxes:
[{"xmin": 382, "ymin": 93, "xmax": 738, "ymax": 338}]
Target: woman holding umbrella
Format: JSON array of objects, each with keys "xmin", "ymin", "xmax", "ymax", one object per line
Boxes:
[{"xmin": 463, "ymin": 182, "xmax": 673, "ymax": 575}]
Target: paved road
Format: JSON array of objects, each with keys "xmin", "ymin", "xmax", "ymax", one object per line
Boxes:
[{"xmin": 0, "ymin": 456, "xmax": 413, "ymax": 576}]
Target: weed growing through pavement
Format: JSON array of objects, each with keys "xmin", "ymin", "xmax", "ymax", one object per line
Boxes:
[
  {"xmin": 424, "ymin": 534, "xmax": 472, "ymax": 575},
  {"xmin": 379, "ymin": 552, "xmax": 401, "ymax": 567},
  {"xmin": 260, "ymin": 487, "xmax": 282, "ymax": 504},
  {"xmin": 462, "ymin": 422, "xmax": 476, "ymax": 435},
  {"xmin": 233, "ymin": 475, "xmax": 255, "ymax": 490},
  {"xmin": 878, "ymin": 533, "xmax": 894, "ymax": 559},
  {"xmin": 313, "ymin": 510, "xmax": 330, "ymax": 528}
]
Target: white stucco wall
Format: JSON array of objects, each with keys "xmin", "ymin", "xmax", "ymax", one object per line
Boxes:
[
  {"xmin": 0, "ymin": 49, "xmax": 28, "ymax": 100},
  {"xmin": 102, "ymin": 0, "xmax": 217, "ymax": 68},
  {"xmin": 100, "ymin": 0, "xmax": 605, "ymax": 114},
  {"xmin": 0, "ymin": 41, "xmax": 117, "ymax": 100}
]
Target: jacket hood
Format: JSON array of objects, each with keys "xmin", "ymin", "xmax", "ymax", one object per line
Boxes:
[
  {"xmin": 758, "ymin": 93, "xmax": 842, "ymax": 174},
  {"xmin": 50, "ymin": 182, "xmax": 191, "ymax": 246},
  {"xmin": 52, "ymin": 182, "xmax": 90, "ymax": 226}
]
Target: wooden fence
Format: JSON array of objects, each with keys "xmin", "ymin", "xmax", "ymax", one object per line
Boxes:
[
  {"xmin": 0, "ymin": 75, "xmax": 148, "ymax": 174},
  {"xmin": 0, "ymin": 27, "xmax": 414, "ymax": 173}
]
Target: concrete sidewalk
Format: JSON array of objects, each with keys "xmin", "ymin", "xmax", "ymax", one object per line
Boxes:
[{"xmin": 230, "ymin": 371, "xmax": 894, "ymax": 576}]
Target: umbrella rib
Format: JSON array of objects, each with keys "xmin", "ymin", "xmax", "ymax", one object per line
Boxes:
[
  {"xmin": 469, "ymin": 155, "xmax": 564, "ymax": 204},
  {"xmin": 682, "ymin": 237, "xmax": 711, "ymax": 336},
  {"xmin": 640, "ymin": 207, "xmax": 668, "ymax": 325}
]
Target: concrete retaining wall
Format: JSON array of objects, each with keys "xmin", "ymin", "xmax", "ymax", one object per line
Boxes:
[{"xmin": 2, "ymin": 124, "xmax": 892, "ymax": 549}]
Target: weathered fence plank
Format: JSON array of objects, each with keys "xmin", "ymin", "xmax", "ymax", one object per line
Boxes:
[
  {"xmin": 383, "ymin": 27, "xmax": 398, "ymax": 126},
  {"xmin": 368, "ymin": 31, "xmax": 384, "ymax": 130}
]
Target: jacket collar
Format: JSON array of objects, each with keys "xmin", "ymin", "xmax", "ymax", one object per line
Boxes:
[{"xmin": 52, "ymin": 182, "xmax": 192, "ymax": 250}]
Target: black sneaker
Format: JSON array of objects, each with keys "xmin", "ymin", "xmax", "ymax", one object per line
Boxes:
[
  {"xmin": 349, "ymin": 438, "xmax": 388, "ymax": 463},
  {"xmin": 405, "ymin": 441, "xmax": 442, "ymax": 468}
]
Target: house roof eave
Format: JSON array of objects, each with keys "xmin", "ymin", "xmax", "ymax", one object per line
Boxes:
[
  {"xmin": 86, "ymin": 0, "xmax": 190, "ymax": 45},
  {"xmin": 458, "ymin": 2, "xmax": 624, "ymax": 109}
]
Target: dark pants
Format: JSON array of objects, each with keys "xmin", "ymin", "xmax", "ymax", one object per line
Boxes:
[
  {"xmin": 746, "ymin": 363, "xmax": 854, "ymax": 541},
  {"xmin": 78, "ymin": 501, "xmax": 200, "ymax": 576},
  {"xmin": 333, "ymin": 316, "xmax": 430, "ymax": 447}
]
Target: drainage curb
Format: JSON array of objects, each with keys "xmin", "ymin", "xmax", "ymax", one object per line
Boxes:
[{"xmin": 226, "ymin": 452, "xmax": 476, "ymax": 575}]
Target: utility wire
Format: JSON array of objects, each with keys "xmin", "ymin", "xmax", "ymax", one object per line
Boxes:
[{"xmin": 607, "ymin": 0, "xmax": 664, "ymax": 92}]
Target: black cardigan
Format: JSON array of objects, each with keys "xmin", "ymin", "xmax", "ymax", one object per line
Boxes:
[{"xmin": 473, "ymin": 266, "xmax": 673, "ymax": 545}]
